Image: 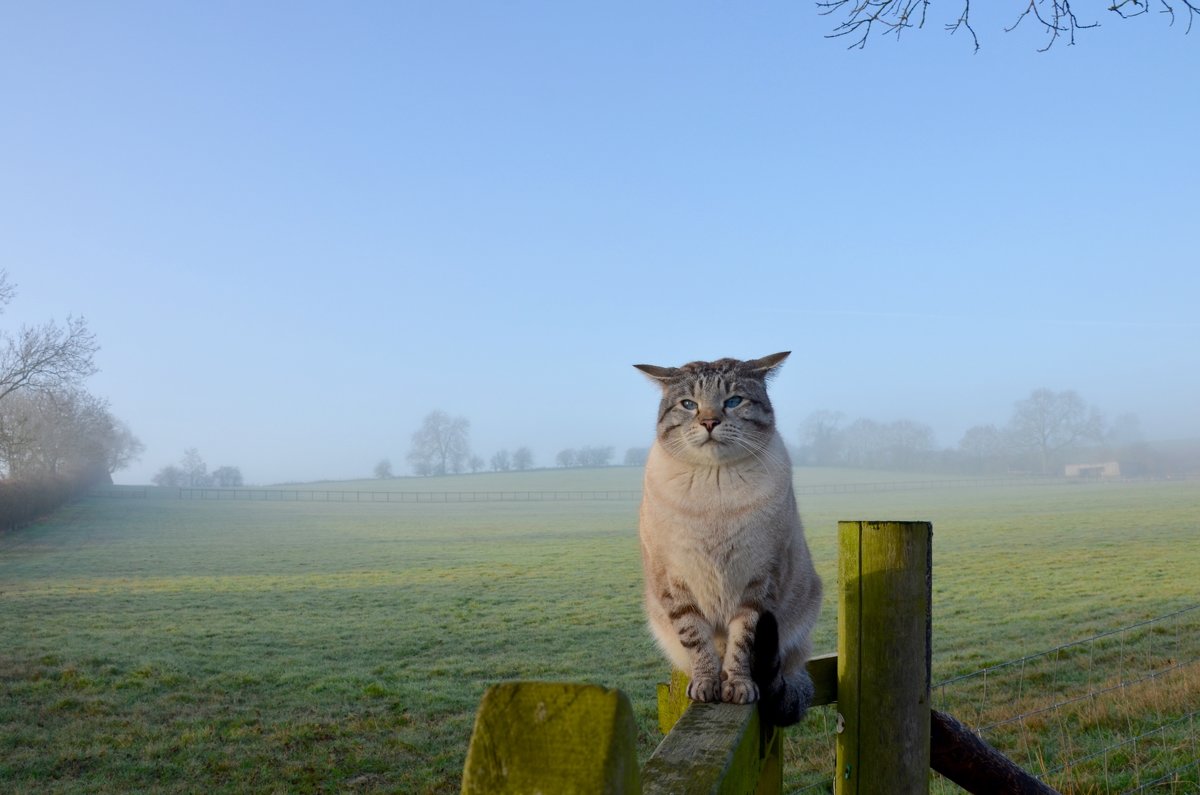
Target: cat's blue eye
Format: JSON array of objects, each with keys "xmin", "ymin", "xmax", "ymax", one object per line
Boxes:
[
  {"xmin": 680, "ymin": 399, "xmax": 698, "ymax": 411},
  {"xmin": 724, "ymin": 396, "xmax": 743, "ymax": 409}
]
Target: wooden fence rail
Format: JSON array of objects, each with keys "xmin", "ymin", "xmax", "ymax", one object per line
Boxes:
[{"xmin": 461, "ymin": 520, "xmax": 1057, "ymax": 793}]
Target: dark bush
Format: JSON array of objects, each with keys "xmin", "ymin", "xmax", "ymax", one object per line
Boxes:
[{"xmin": 0, "ymin": 471, "xmax": 100, "ymax": 531}]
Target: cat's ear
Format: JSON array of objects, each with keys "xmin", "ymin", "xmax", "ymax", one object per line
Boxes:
[
  {"xmin": 633, "ymin": 363, "xmax": 679, "ymax": 385},
  {"xmin": 747, "ymin": 351, "xmax": 790, "ymax": 377}
]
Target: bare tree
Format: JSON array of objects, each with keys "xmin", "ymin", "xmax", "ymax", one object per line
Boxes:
[
  {"xmin": 624, "ymin": 447, "xmax": 649, "ymax": 467},
  {"xmin": 577, "ymin": 446, "xmax": 615, "ymax": 467},
  {"xmin": 556, "ymin": 448, "xmax": 578, "ymax": 468},
  {"xmin": 180, "ymin": 447, "xmax": 208, "ymax": 487},
  {"xmin": 99, "ymin": 417, "xmax": 144, "ymax": 478},
  {"xmin": 1007, "ymin": 388, "xmax": 1105, "ymax": 474},
  {"xmin": 406, "ymin": 411, "xmax": 471, "ymax": 476},
  {"xmin": 959, "ymin": 424, "xmax": 1006, "ymax": 473},
  {"xmin": 490, "ymin": 449, "xmax": 511, "ymax": 472},
  {"xmin": 373, "ymin": 458, "xmax": 393, "ymax": 479},
  {"xmin": 0, "ymin": 387, "xmax": 139, "ymax": 481},
  {"xmin": 819, "ymin": 0, "xmax": 1198, "ymax": 51},
  {"xmin": 799, "ymin": 410, "xmax": 846, "ymax": 467},
  {"xmin": 0, "ymin": 391, "xmax": 39, "ymax": 478},
  {"xmin": 1107, "ymin": 412, "xmax": 1144, "ymax": 446},
  {"xmin": 840, "ymin": 418, "xmax": 884, "ymax": 468},
  {"xmin": 512, "ymin": 446, "xmax": 534, "ymax": 471},
  {"xmin": 0, "ymin": 272, "xmax": 100, "ymax": 403},
  {"xmin": 211, "ymin": 466, "xmax": 244, "ymax": 487},
  {"xmin": 152, "ymin": 465, "xmax": 185, "ymax": 487},
  {"xmin": 884, "ymin": 420, "xmax": 935, "ymax": 469}
]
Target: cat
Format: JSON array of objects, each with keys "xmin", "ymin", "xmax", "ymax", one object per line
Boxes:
[{"xmin": 634, "ymin": 351, "xmax": 822, "ymax": 726}]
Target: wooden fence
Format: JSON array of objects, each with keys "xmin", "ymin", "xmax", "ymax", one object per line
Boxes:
[
  {"xmin": 91, "ymin": 486, "xmax": 644, "ymax": 503},
  {"xmin": 90, "ymin": 474, "xmax": 1153, "ymax": 506},
  {"xmin": 461, "ymin": 521, "xmax": 1057, "ymax": 793}
]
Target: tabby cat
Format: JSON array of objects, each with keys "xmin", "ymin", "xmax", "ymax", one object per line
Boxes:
[{"xmin": 634, "ymin": 351, "xmax": 822, "ymax": 726}]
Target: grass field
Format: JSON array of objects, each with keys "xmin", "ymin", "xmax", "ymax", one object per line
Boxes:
[{"xmin": 2, "ymin": 468, "xmax": 1198, "ymax": 793}]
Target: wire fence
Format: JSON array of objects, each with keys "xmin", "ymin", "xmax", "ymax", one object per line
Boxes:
[
  {"xmin": 933, "ymin": 604, "xmax": 1200, "ymax": 793},
  {"xmin": 788, "ymin": 606, "xmax": 1200, "ymax": 793}
]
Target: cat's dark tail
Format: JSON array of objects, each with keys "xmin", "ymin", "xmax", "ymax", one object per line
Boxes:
[{"xmin": 752, "ymin": 611, "xmax": 814, "ymax": 727}]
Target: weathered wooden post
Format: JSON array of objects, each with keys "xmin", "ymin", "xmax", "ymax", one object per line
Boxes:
[
  {"xmin": 460, "ymin": 681, "xmax": 641, "ymax": 794},
  {"xmin": 836, "ymin": 520, "xmax": 933, "ymax": 795}
]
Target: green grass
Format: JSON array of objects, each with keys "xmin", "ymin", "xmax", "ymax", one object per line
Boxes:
[{"xmin": 2, "ymin": 471, "xmax": 1198, "ymax": 793}]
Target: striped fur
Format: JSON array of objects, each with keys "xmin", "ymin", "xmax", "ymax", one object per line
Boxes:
[{"xmin": 634, "ymin": 352, "xmax": 822, "ymax": 725}]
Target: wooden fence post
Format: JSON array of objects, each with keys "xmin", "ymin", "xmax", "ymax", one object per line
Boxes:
[
  {"xmin": 836, "ymin": 520, "xmax": 932, "ymax": 795},
  {"xmin": 460, "ymin": 681, "xmax": 640, "ymax": 794}
]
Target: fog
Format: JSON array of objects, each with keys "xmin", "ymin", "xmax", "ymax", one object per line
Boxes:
[{"xmin": 3, "ymin": 6, "xmax": 1197, "ymax": 485}]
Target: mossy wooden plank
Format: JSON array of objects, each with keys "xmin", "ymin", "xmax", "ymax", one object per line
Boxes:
[
  {"xmin": 460, "ymin": 681, "xmax": 640, "ymax": 794},
  {"xmin": 658, "ymin": 651, "xmax": 836, "ymax": 735},
  {"xmin": 642, "ymin": 700, "xmax": 778, "ymax": 795},
  {"xmin": 836, "ymin": 521, "xmax": 932, "ymax": 795},
  {"xmin": 657, "ymin": 668, "xmax": 693, "ymax": 734}
]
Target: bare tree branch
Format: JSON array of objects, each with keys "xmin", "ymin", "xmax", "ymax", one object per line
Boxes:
[
  {"xmin": 0, "ymin": 316, "xmax": 100, "ymax": 403},
  {"xmin": 0, "ymin": 270, "xmax": 101, "ymax": 403},
  {"xmin": 0, "ymin": 272, "xmax": 16, "ymax": 313},
  {"xmin": 1157, "ymin": 0, "xmax": 1200, "ymax": 33},
  {"xmin": 818, "ymin": 0, "xmax": 932, "ymax": 48},
  {"xmin": 946, "ymin": 0, "xmax": 981, "ymax": 51},
  {"xmin": 819, "ymin": 0, "xmax": 1194, "ymax": 49},
  {"xmin": 1007, "ymin": 0, "xmax": 1100, "ymax": 50}
]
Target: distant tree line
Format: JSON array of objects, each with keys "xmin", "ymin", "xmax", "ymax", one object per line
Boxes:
[
  {"xmin": 388, "ymin": 389, "xmax": 1182, "ymax": 483},
  {"xmin": 797, "ymin": 387, "xmax": 1158, "ymax": 476},
  {"xmin": 394, "ymin": 411, "xmax": 538, "ymax": 477},
  {"xmin": 0, "ymin": 271, "xmax": 142, "ymax": 527},
  {"xmin": 396, "ymin": 411, "xmax": 644, "ymax": 477},
  {"xmin": 556, "ymin": 446, "xmax": 614, "ymax": 468},
  {"xmin": 488, "ymin": 447, "xmax": 534, "ymax": 472},
  {"xmin": 623, "ymin": 447, "xmax": 649, "ymax": 467},
  {"xmin": 152, "ymin": 448, "xmax": 243, "ymax": 487}
]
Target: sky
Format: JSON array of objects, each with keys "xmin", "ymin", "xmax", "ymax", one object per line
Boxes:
[{"xmin": 2, "ymin": 2, "xmax": 1197, "ymax": 485}]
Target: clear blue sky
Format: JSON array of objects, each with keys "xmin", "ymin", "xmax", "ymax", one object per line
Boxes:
[{"xmin": 2, "ymin": 3, "xmax": 1197, "ymax": 485}]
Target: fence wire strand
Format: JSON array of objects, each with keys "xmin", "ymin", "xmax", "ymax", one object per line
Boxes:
[{"xmin": 932, "ymin": 605, "xmax": 1200, "ymax": 793}]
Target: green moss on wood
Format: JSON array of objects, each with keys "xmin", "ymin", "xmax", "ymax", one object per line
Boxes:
[{"xmin": 460, "ymin": 681, "xmax": 640, "ymax": 794}]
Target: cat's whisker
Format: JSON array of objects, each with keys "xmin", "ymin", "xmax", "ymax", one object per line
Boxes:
[{"xmin": 725, "ymin": 430, "xmax": 785, "ymax": 471}]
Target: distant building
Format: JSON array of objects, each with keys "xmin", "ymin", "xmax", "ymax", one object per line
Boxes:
[{"xmin": 1065, "ymin": 461, "xmax": 1121, "ymax": 479}]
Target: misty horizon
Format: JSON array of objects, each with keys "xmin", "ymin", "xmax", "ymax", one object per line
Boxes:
[
  {"xmin": 3, "ymin": 6, "xmax": 1197, "ymax": 487},
  {"xmin": 115, "ymin": 377, "xmax": 1197, "ymax": 486}
]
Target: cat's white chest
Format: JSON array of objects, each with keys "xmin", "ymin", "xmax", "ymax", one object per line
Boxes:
[{"xmin": 643, "ymin": 461, "xmax": 776, "ymax": 615}]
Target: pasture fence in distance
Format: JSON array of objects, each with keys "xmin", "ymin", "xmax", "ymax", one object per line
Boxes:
[
  {"xmin": 90, "ymin": 473, "xmax": 1180, "ymax": 506},
  {"xmin": 93, "ymin": 485, "xmax": 643, "ymax": 503}
]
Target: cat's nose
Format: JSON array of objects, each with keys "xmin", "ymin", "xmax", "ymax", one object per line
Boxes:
[{"xmin": 699, "ymin": 418, "xmax": 721, "ymax": 432}]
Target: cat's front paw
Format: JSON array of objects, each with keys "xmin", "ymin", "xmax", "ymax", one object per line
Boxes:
[
  {"xmin": 721, "ymin": 675, "xmax": 759, "ymax": 705},
  {"xmin": 687, "ymin": 675, "xmax": 722, "ymax": 703}
]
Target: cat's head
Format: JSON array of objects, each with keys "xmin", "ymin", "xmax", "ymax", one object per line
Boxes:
[{"xmin": 633, "ymin": 352, "xmax": 788, "ymax": 466}]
